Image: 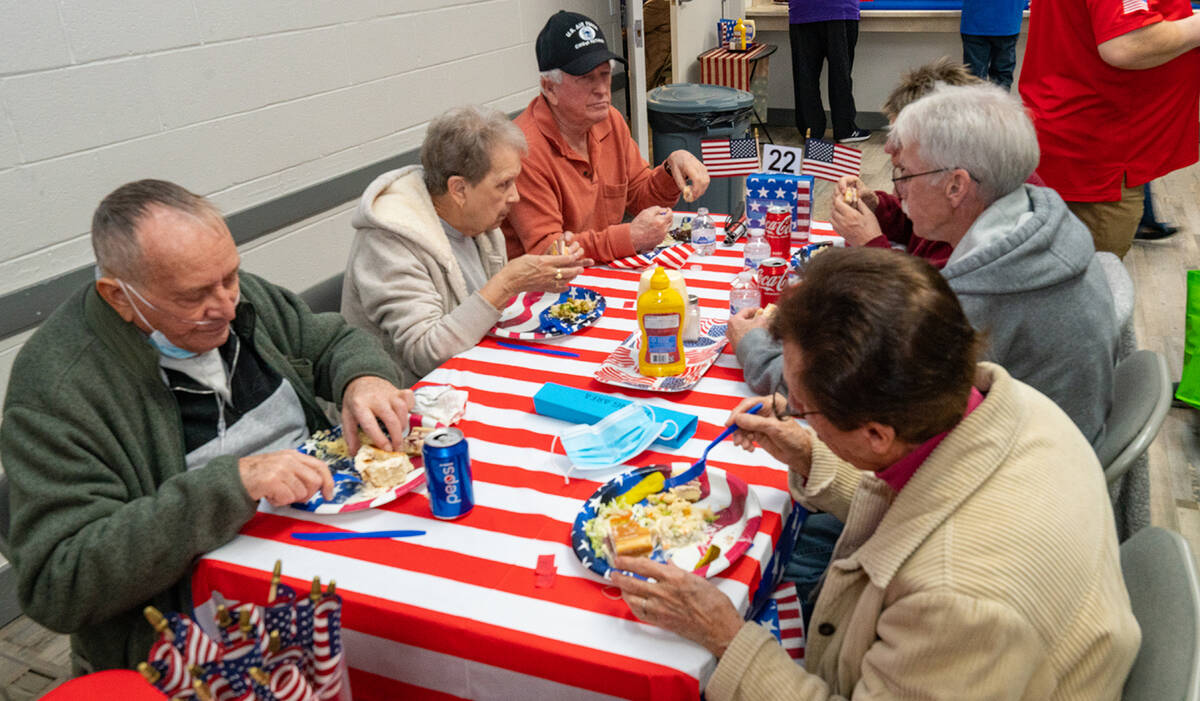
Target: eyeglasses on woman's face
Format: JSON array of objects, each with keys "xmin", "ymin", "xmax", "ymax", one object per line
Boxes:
[{"xmin": 770, "ymin": 377, "xmax": 822, "ymax": 421}]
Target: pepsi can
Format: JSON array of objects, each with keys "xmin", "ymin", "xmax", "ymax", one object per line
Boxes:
[{"xmin": 422, "ymin": 427, "xmax": 474, "ymax": 519}]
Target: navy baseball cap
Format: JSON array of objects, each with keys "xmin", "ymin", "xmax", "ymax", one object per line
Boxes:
[{"xmin": 536, "ymin": 11, "xmax": 626, "ymax": 76}]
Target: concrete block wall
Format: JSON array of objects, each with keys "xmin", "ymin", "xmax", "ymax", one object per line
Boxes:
[
  {"xmin": 0, "ymin": 0, "xmax": 620, "ymax": 407},
  {"xmin": 0, "ymin": 1, "xmax": 622, "ymax": 576}
]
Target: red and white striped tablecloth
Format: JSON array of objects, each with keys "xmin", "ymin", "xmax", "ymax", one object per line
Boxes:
[
  {"xmin": 699, "ymin": 43, "xmax": 773, "ymax": 93},
  {"xmin": 191, "ymin": 222, "xmax": 836, "ymax": 701}
]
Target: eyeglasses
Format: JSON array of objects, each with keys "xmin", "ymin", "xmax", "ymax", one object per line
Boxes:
[
  {"xmin": 891, "ymin": 167, "xmax": 949, "ymax": 188},
  {"xmin": 891, "ymin": 166, "xmax": 980, "ymax": 190},
  {"xmin": 770, "ymin": 377, "xmax": 822, "ymax": 422}
]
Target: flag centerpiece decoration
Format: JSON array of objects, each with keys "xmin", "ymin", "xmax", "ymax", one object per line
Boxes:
[
  {"xmin": 137, "ymin": 560, "xmax": 349, "ymax": 701},
  {"xmin": 745, "ymin": 172, "xmax": 813, "ymax": 235},
  {"xmin": 801, "ymin": 138, "xmax": 862, "ymax": 182}
]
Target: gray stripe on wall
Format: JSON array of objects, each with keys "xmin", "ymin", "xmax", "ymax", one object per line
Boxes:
[
  {"xmin": 0, "ymin": 142, "xmax": 425, "ymax": 341},
  {"xmin": 0, "ymin": 84, "xmax": 652, "ymax": 343}
]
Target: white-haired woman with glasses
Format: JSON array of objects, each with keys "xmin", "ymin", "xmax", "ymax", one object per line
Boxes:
[{"xmin": 341, "ymin": 105, "xmax": 591, "ymax": 386}]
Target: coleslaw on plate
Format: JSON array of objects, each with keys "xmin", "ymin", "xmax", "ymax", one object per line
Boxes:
[{"xmin": 583, "ymin": 486, "xmax": 715, "ymax": 559}]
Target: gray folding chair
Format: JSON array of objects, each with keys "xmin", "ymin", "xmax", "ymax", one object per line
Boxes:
[
  {"xmin": 0, "ymin": 472, "xmax": 9, "ymax": 560},
  {"xmin": 1096, "ymin": 251, "xmax": 1137, "ymax": 362},
  {"xmin": 1121, "ymin": 526, "xmax": 1200, "ymax": 701},
  {"xmin": 1096, "ymin": 349, "xmax": 1172, "ymax": 485},
  {"xmin": 299, "ymin": 273, "xmax": 345, "ymax": 314}
]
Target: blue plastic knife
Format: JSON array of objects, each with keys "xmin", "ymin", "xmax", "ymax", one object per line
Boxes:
[{"xmin": 290, "ymin": 530, "xmax": 425, "ymax": 542}]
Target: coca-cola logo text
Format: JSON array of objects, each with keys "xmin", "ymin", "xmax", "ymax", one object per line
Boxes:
[
  {"xmin": 758, "ymin": 272, "xmax": 786, "ymax": 291},
  {"xmin": 764, "ymin": 216, "xmax": 791, "ymax": 238}
]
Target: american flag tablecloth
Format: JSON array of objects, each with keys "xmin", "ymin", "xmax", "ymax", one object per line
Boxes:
[{"xmin": 191, "ymin": 224, "xmax": 832, "ymax": 701}]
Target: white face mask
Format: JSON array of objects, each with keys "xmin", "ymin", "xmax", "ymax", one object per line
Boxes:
[{"xmin": 558, "ymin": 404, "xmax": 679, "ymax": 472}]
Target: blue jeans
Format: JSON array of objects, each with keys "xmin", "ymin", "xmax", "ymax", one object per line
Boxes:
[
  {"xmin": 962, "ymin": 34, "xmax": 1018, "ymax": 91},
  {"xmin": 783, "ymin": 511, "xmax": 844, "ymax": 628}
]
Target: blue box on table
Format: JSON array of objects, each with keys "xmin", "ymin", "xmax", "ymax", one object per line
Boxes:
[
  {"xmin": 745, "ymin": 172, "xmax": 814, "ymax": 231},
  {"xmin": 532, "ymin": 383, "xmax": 697, "ymax": 450}
]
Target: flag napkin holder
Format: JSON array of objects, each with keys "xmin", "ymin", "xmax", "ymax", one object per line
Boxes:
[
  {"xmin": 138, "ymin": 561, "xmax": 351, "ymax": 701},
  {"xmin": 746, "ymin": 172, "xmax": 814, "ymax": 230},
  {"xmin": 533, "ymin": 383, "xmax": 697, "ymax": 450}
]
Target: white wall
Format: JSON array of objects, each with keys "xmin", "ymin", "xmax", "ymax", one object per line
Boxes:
[
  {"xmin": 0, "ymin": 0, "xmax": 621, "ymax": 413},
  {"xmin": 670, "ymin": 0, "xmax": 740, "ymax": 85}
]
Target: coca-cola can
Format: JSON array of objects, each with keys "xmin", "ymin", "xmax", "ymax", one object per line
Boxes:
[
  {"xmin": 758, "ymin": 257, "xmax": 788, "ymax": 306},
  {"xmin": 764, "ymin": 205, "xmax": 792, "ymax": 259}
]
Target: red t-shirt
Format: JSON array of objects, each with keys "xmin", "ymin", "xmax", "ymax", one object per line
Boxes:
[{"xmin": 1019, "ymin": 0, "xmax": 1200, "ymax": 201}]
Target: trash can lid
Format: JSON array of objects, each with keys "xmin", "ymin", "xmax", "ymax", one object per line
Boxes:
[{"xmin": 646, "ymin": 83, "xmax": 754, "ymax": 114}]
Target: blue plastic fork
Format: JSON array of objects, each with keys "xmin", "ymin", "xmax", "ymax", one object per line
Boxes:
[
  {"xmin": 617, "ymin": 402, "xmax": 762, "ymax": 505},
  {"xmin": 665, "ymin": 402, "xmax": 763, "ymax": 489}
]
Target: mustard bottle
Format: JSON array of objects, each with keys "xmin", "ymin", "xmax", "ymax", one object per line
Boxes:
[{"xmin": 637, "ymin": 266, "xmax": 686, "ymax": 377}]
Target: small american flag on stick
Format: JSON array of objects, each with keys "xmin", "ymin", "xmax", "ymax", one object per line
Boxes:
[
  {"xmin": 801, "ymin": 139, "xmax": 862, "ymax": 182},
  {"xmin": 701, "ymin": 137, "xmax": 760, "ymax": 177}
]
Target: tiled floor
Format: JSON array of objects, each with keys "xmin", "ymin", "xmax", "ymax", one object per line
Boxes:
[
  {"xmin": 5, "ymin": 128, "xmax": 1199, "ymax": 696},
  {"xmin": 0, "ymin": 615, "xmax": 70, "ymax": 699}
]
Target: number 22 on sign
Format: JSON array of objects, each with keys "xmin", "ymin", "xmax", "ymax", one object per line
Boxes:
[{"xmin": 762, "ymin": 143, "xmax": 803, "ymax": 175}]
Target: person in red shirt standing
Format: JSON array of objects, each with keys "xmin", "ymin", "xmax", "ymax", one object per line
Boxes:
[{"xmin": 1019, "ymin": 0, "xmax": 1200, "ymax": 258}]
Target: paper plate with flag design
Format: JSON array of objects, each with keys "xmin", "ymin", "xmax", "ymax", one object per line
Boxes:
[
  {"xmin": 488, "ymin": 286, "xmax": 606, "ymax": 340},
  {"xmin": 290, "ymin": 426, "xmax": 425, "ymax": 514},
  {"xmin": 592, "ymin": 318, "xmax": 728, "ymax": 392},
  {"xmin": 571, "ymin": 463, "xmax": 761, "ymax": 581}
]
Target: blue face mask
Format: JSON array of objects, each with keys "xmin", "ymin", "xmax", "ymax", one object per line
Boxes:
[
  {"xmin": 147, "ymin": 330, "xmax": 200, "ymax": 359},
  {"xmin": 116, "ymin": 279, "xmax": 230, "ymax": 360},
  {"xmin": 559, "ymin": 404, "xmax": 678, "ymax": 473}
]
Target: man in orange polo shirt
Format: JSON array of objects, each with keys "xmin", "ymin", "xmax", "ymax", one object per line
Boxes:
[
  {"xmin": 502, "ymin": 11, "xmax": 711, "ymax": 264},
  {"xmin": 1019, "ymin": 0, "xmax": 1200, "ymax": 258}
]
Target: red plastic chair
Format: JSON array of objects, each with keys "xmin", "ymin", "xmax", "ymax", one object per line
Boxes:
[{"xmin": 39, "ymin": 669, "xmax": 167, "ymax": 700}]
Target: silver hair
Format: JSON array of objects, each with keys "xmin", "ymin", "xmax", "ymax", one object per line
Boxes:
[
  {"xmin": 887, "ymin": 83, "xmax": 1039, "ymax": 204},
  {"xmin": 421, "ymin": 105, "xmax": 527, "ymax": 196},
  {"xmin": 538, "ymin": 60, "xmax": 617, "ymax": 96},
  {"xmin": 91, "ymin": 179, "xmax": 223, "ymax": 282}
]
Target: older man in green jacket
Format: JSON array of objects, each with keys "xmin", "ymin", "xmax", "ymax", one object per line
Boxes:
[{"xmin": 1, "ymin": 179, "xmax": 413, "ymax": 671}]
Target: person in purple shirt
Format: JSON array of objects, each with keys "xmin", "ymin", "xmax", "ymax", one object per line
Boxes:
[
  {"xmin": 788, "ymin": 0, "xmax": 870, "ymax": 143},
  {"xmin": 961, "ymin": 0, "xmax": 1027, "ymax": 90}
]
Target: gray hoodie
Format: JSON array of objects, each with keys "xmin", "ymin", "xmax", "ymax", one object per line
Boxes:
[
  {"xmin": 341, "ymin": 166, "xmax": 507, "ymax": 386},
  {"xmin": 736, "ymin": 184, "xmax": 1116, "ymax": 447}
]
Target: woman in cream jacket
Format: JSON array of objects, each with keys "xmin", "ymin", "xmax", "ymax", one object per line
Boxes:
[
  {"xmin": 613, "ymin": 247, "xmax": 1140, "ymax": 700},
  {"xmin": 341, "ymin": 105, "xmax": 589, "ymax": 385}
]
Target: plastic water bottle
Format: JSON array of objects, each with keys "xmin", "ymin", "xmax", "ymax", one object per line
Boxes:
[
  {"xmin": 743, "ymin": 228, "xmax": 770, "ymax": 270},
  {"xmin": 729, "ymin": 269, "xmax": 761, "ymax": 315},
  {"xmin": 692, "ymin": 207, "xmax": 717, "ymax": 256}
]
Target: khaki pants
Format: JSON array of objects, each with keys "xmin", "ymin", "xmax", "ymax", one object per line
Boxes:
[{"xmin": 1065, "ymin": 181, "xmax": 1144, "ymax": 259}]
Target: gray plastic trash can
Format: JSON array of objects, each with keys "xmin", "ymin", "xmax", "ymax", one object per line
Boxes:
[{"xmin": 647, "ymin": 83, "xmax": 755, "ymax": 216}]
